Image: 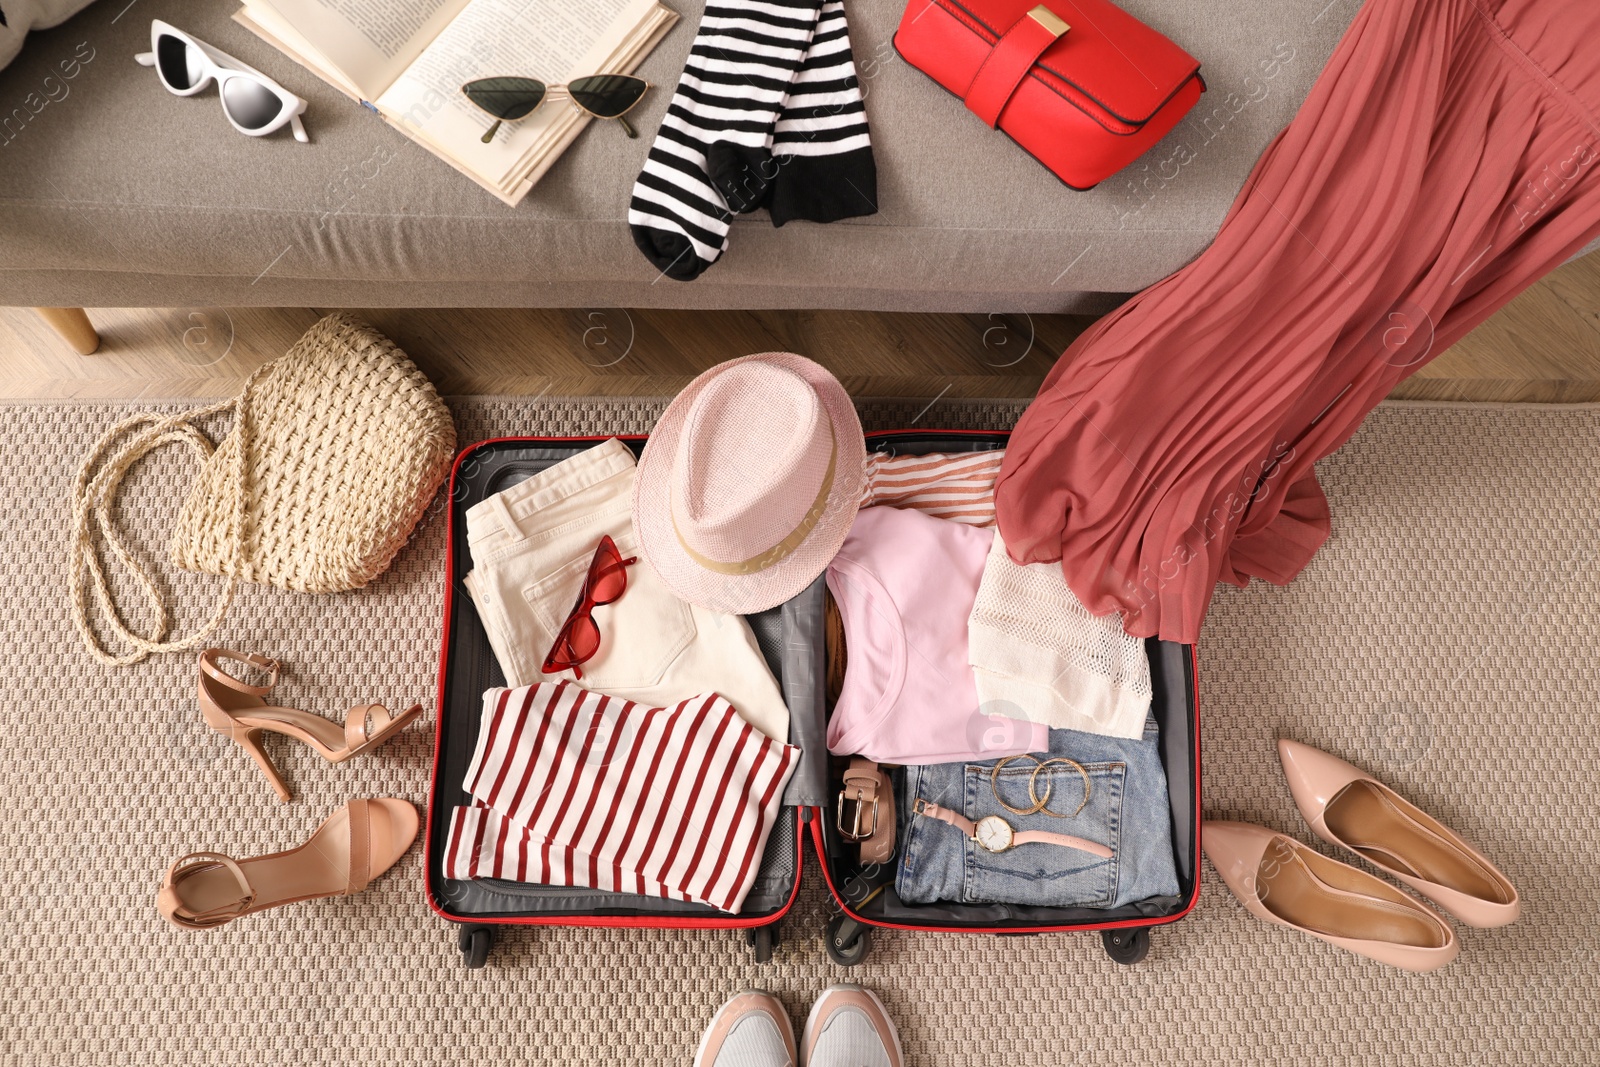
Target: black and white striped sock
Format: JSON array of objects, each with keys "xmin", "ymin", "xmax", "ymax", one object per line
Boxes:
[
  {"xmin": 628, "ymin": 0, "xmax": 825, "ymax": 281},
  {"xmin": 705, "ymin": 0, "xmax": 876, "ymax": 225},
  {"xmin": 766, "ymin": 0, "xmax": 878, "ymax": 227}
]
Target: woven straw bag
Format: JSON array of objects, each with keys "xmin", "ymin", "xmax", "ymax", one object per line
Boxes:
[{"xmin": 69, "ymin": 313, "xmax": 456, "ymax": 666}]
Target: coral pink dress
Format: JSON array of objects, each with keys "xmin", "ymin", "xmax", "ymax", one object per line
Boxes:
[{"xmin": 994, "ymin": 0, "xmax": 1600, "ymax": 643}]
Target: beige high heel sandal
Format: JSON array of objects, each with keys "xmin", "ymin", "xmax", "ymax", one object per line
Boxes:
[
  {"xmin": 157, "ymin": 798, "xmax": 419, "ymax": 930},
  {"xmin": 198, "ymin": 648, "xmax": 423, "ymax": 801}
]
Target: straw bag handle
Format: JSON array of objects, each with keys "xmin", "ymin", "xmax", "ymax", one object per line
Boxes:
[{"xmin": 67, "ymin": 366, "xmax": 266, "ymax": 667}]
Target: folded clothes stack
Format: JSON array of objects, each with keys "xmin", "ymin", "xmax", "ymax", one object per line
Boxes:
[
  {"xmin": 449, "ymin": 435, "xmax": 806, "ymax": 913},
  {"xmin": 460, "ymin": 437, "xmax": 790, "ymax": 741},
  {"xmin": 448, "ymin": 353, "xmax": 864, "ymax": 915},
  {"xmin": 445, "ymin": 355, "xmax": 1180, "ymax": 917},
  {"xmin": 828, "ymin": 449, "xmax": 1177, "ymax": 912},
  {"xmin": 444, "ymin": 681, "xmax": 797, "ymax": 912},
  {"xmin": 969, "ymin": 534, "xmax": 1153, "ymax": 738},
  {"xmin": 825, "ymin": 504, "xmax": 1049, "ymax": 766}
]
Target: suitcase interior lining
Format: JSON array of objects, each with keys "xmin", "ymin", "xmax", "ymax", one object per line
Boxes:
[{"xmin": 428, "ymin": 442, "xmax": 806, "ymax": 921}]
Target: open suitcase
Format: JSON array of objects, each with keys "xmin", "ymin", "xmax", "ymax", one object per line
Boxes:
[
  {"xmin": 425, "ymin": 429, "xmax": 1198, "ymax": 968},
  {"xmin": 424, "ymin": 435, "xmax": 832, "ymax": 969},
  {"xmin": 809, "ymin": 430, "xmax": 1201, "ymax": 966}
]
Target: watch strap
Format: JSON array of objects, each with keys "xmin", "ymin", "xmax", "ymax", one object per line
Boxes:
[
  {"xmin": 915, "ymin": 799, "xmax": 1112, "ymax": 858},
  {"xmin": 1014, "ymin": 829, "xmax": 1113, "ymax": 858},
  {"xmin": 912, "ymin": 798, "xmax": 976, "ymax": 837}
]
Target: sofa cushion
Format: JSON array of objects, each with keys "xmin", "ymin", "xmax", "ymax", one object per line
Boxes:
[
  {"xmin": 0, "ymin": 0, "xmax": 1358, "ymax": 311},
  {"xmin": 0, "ymin": 0, "xmax": 98, "ymax": 72}
]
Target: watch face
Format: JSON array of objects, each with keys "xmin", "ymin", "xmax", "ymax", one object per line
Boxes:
[{"xmin": 974, "ymin": 815, "xmax": 1014, "ymax": 853}]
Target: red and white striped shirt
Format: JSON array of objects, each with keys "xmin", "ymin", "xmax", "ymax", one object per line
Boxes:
[
  {"xmin": 444, "ymin": 801, "xmax": 688, "ymax": 898},
  {"xmin": 444, "ymin": 681, "xmax": 798, "ymax": 913},
  {"xmin": 859, "ymin": 450, "xmax": 1004, "ymax": 526}
]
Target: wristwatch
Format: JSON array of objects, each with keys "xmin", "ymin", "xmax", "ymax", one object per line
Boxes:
[{"xmin": 913, "ymin": 798, "xmax": 1113, "ymax": 858}]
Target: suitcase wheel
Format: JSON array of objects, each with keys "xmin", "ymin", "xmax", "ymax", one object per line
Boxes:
[
  {"xmin": 825, "ymin": 913, "xmax": 873, "ymax": 967},
  {"xmin": 459, "ymin": 925, "xmax": 495, "ymax": 969},
  {"xmin": 1101, "ymin": 927, "xmax": 1150, "ymax": 965},
  {"xmin": 745, "ymin": 922, "xmax": 780, "ymax": 964}
]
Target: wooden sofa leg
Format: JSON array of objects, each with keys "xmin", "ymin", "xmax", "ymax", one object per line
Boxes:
[{"xmin": 34, "ymin": 307, "xmax": 101, "ymax": 354}]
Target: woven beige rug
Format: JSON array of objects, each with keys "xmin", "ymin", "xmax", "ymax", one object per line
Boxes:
[{"xmin": 2, "ymin": 397, "xmax": 1595, "ymax": 1066}]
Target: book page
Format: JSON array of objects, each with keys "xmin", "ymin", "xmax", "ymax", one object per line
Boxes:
[
  {"xmin": 234, "ymin": 7, "xmax": 363, "ymax": 99},
  {"xmin": 375, "ymin": 0, "xmax": 652, "ymax": 182},
  {"xmin": 249, "ymin": 0, "xmax": 471, "ymax": 99}
]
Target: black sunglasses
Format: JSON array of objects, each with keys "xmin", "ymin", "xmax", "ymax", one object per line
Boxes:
[{"xmin": 462, "ymin": 74, "xmax": 650, "ymax": 143}]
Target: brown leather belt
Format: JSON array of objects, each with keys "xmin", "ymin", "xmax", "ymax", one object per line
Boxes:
[{"xmin": 837, "ymin": 757, "xmax": 896, "ymax": 865}]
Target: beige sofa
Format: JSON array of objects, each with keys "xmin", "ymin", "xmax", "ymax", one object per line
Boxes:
[{"xmin": 2, "ymin": 0, "xmax": 1365, "ymax": 350}]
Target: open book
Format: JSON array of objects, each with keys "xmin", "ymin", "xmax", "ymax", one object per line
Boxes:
[{"xmin": 235, "ymin": 0, "xmax": 678, "ymax": 205}]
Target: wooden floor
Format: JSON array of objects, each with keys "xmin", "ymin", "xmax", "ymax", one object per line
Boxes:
[{"xmin": 3, "ymin": 251, "xmax": 1598, "ymax": 401}]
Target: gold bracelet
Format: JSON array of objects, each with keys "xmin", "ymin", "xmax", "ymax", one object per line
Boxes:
[
  {"xmin": 1028, "ymin": 757, "xmax": 1091, "ymax": 818},
  {"xmin": 990, "ymin": 755, "xmax": 1051, "ymax": 816}
]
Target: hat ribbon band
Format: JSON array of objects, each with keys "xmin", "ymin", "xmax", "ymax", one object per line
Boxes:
[{"xmin": 671, "ymin": 422, "xmax": 838, "ymax": 577}]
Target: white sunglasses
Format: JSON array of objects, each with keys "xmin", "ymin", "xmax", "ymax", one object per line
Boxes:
[{"xmin": 136, "ymin": 19, "xmax": 309, "ymax": 142}]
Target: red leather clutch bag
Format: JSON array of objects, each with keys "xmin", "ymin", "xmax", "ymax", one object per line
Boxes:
[{"xmin": 894, "ymin": 0, "xmax": 1204, "ymax": 190}]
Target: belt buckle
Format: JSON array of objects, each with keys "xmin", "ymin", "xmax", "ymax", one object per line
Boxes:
[{"xmin": 836, "ymin": 786, "xmax": 879, "ymax": 841}]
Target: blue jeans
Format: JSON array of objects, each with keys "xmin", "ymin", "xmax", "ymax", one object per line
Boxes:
[{"xmin": 895, "ymin": 716, "xmax": 1178, "ymax": 908}]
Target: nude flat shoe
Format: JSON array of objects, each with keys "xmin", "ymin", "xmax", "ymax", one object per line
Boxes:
[
  {"xmin": 1203, "ymin": 821, "xmax": 1458, "ymax": 972},
  {"xmin": 157, "ymin": 798, "xmax": 418, "ymax": 930},
  {"xmin": 1277, "ymin": 739, "xmax": 1520, "ymax": 928},
  {"xmin": 199, "ymin": 649, "xmax": 423, "ymax": 802}
]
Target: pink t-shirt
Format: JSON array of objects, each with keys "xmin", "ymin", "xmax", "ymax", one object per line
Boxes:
[{"xmin": 825, "ymin": 506, "xmax": 1049, "ymax": 765}]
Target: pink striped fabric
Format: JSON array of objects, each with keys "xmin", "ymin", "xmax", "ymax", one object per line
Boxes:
[
  {"xmin": 444, "ymin": 681, "xmax": 798, "ymax": 913},
  {"xmin": 859, "ymin": 450, "xmax": 1003, "ymax": 527}
]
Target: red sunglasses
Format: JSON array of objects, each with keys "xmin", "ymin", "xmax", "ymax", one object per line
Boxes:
[{"xmin": 541, "ymin": 535, "xmax": 638, "ymax": 679}]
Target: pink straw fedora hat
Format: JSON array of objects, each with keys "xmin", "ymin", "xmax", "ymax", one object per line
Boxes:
[{"xmin": 634, "ymin": 352, "xmax": 866, "ymax": 615}]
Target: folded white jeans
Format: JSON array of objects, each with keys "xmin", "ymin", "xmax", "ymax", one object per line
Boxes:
[{"xmin": 461, "ymin": 438, "xmax": 789, "ymax": 741}]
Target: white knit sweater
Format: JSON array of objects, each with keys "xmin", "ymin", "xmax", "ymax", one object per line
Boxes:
[{"xmin": 967, "ymin": 533, "xmax": 1153, "ymax": 739}]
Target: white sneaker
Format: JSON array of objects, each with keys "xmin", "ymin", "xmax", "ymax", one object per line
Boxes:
[
  {"xmin": 801, "ymin": 986, "xmax": 903, "ymax": 1067},
  {"xmin": 694, "ymin": 990, "xmax": 797, "ymax": 1067}
]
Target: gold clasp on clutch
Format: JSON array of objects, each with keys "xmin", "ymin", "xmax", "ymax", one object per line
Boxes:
[{"xmin": 1027, "ymin": 5, "xmax": 1071, "ymax": 37}]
